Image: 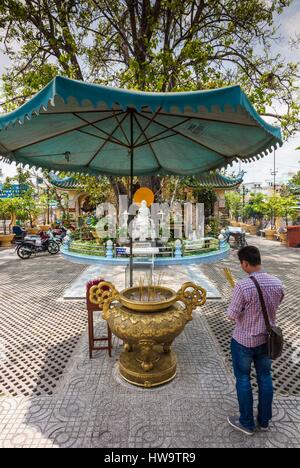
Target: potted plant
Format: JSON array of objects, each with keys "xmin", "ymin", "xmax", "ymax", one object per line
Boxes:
[
  {"xmin": 279, "ymin": 230, "xmax": 288, "ymax": 244},
  {"xmin": 38, "ymin": 224, "xmax": 52, "ymax": 231},
  {"xmin": 264, "ymin": 227, "xmax": 276, "ymax": 240},
  {"xmin": 246, "ymin": 224, "xmax": 258, "ymax": 235},
  {"xmin": 263, "ymin": 195, "xmax": 286, "ymax": 240},
  {"xmin": 0, "ymin": 199, "xmax": 19, "ymax": 246},
  {"xmin": 27, "ymin": 226, "xmax": 40, "ymax": 235},
  {"xmin": 225, "ymin": 192, "xmax": 242, "ymax": 226},
  {"xmin": 15, "ymin": 197, "xmax": 41, "ymax": 234},
  {"xmin": 243, "ymin": 193, "xmax": 265, "ymax": 235}
]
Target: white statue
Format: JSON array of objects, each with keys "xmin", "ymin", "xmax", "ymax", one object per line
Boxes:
[
  {"xmin": 132, "ymin": 200, "xmax": 156, "ymax": 242},
  {"xmin": 192, "ymin": 230, "xmax": 198, "ymax": 241},
  {"xmin": 120, "ymin": 210, "xmax": 129, "ymax": 229}
]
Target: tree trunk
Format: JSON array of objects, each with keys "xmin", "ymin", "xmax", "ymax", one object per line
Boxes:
[{"xmin": 9, "ymin": 213, "xmax": 16, "ymax": 233}]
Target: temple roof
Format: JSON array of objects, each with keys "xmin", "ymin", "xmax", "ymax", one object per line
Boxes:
[
  {"xmin": 49, "ymin": 173, "xmax": 80, "ymax": 190},
  {"xmin": 49, "ymin": 171, "xmax": 244, "ymax": 191},
  {"xmin": 186, "ymin": 172, "xmax": 244, "ymax": 189}
]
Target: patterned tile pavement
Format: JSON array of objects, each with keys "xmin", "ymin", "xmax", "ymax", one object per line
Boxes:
[{"xmin": 0, "ymin": 238, "xmax": 300, "ymax": 448}]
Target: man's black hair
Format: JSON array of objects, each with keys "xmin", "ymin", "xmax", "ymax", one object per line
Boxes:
[{"xmin": 238, "ymin": 245, "xmax": 261, "ymax": 266}]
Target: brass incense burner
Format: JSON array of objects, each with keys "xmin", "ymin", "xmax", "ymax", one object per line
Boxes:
[
  {"xmin": 89, "ymin": 281, "xmax": 206, "ymax": 388},
  {"xmin": 119, "ymin": 285, "xmax": 178, "ymax": 312}
]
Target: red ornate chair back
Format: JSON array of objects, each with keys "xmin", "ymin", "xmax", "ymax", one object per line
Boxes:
[
  {"xmin": 86, "ymin": 278, "xmax": 108, "ymax": 311},
  {"xmin": 86, "ymin": 278, "xmax": 112, "ymax": 358}
]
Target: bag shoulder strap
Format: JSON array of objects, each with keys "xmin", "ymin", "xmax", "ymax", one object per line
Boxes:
[{"xmin": 249, "ymin": 276, "xmax": 272, "ymax": 332}]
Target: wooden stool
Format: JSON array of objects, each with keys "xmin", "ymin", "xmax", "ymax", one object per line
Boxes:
[{"xmin": 86, "ymin": 279, "xmax": 112, "ymax": 358}]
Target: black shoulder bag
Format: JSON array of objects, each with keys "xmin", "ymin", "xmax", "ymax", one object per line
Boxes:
[{"xmin": 250, "ymin": 276, "xmax": 284, "ymax": 360}]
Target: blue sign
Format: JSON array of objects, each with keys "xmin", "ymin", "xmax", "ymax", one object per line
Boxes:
[
  {"xmin": 0, "ymin": 184, "xmax": 28, "ymax": 199},
  {"xmin": 116, "ymin": 247, "xmax": 126, "ymax": 254}
]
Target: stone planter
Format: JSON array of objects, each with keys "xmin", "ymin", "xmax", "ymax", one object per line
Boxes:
[
  {"xmin": 280, "ymin": 232, "xmax": 288, "ymax": 245},
  {"xmin": 265, "ymin": 229, "xmax": 276, "ymax": 240},
  {"xmin": 246, "ymin": 224, "xmax": 258, "ymax": 235},
  {"xmin": 38, "ymin": 225, "xmax": 51, "ymax": 232},
  {"xmin": 27, "ymin": 228, "xmax": 40, "ymax": 235},
  {"xmin": 0, "ymin": 234, "xmax": 15, "ymax": 247}
]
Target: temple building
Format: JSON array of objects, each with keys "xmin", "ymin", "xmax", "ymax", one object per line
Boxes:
[
  {"xmin": 49, "ymin": 172, "xmax": 244, "ymax": 222},
  {"xmin": 48, "ymin": 174, "xmax": 87, "ymax": 221},
  {"xmin": 184, "ymin": 172, "xmax": 244, "ymax": 215}
]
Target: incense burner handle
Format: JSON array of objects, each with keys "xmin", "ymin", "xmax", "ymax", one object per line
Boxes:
[
  {"xmin": 176, "ymin": 282, "xmax": 207, "ymax": 321},
  {"xmin": 89, "ymin": 281, "xmax": 120, "ymax": 320}
]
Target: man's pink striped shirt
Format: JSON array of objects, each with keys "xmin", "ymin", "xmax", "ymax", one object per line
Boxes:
[{"xmin": 227, "ymin": 271, "xmax": 284, "ymax": 348}]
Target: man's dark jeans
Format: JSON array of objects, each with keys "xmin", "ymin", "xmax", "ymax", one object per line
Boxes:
[{"xmin": 231, "ymin": 338, "xmax": 273, "ymax": 431}]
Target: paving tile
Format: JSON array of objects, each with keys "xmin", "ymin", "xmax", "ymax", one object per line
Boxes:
[{"xmin": 0, "ymin": 240, "xmax": 300, "ymax": 448}]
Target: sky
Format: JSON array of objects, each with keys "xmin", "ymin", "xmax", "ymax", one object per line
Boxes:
[
  {"xmin": 0, "ymin": 1, "xmax": 300, "ymax": 184},
  {"xmin": 231, "ymin": 0, "xmax": 300, "ymax": 183}
]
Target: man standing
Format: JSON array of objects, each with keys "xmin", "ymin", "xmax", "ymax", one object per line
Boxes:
[{"xmin": 227, "ymin": 246, "xmax": 284, "ymax": 436}]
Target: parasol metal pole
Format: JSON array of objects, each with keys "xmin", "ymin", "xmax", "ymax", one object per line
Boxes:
[{"xmin": 129, "ymin": 109, "xmax": 134, "ymax": 287}]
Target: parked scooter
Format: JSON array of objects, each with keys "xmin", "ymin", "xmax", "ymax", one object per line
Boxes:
[
  {"xmin": 51, "ymin": 226, "xmax": 67, "ymax": 244},
  {"xmin": 16, "ymin": 231, "xmax": 60, "ymax": 259}
]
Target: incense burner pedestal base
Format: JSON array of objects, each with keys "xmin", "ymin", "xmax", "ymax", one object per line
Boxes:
[
  {"xmin": 106, "ymin": 302, "xmax": 187, "ymax": 388},
  {"xmin": 120, "ymin": 345, "xmax": 177, "ymax": 387}
]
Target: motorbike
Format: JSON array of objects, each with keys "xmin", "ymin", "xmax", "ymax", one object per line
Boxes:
[
  {"xmin": 51, "ymin": 226, "xmax": 67, "ymax": 244},
  {"xmin": 16, "ymin": 231, "xmax": 60, "ymax": 259}
]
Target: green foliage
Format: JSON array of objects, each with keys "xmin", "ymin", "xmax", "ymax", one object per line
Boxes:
[
  {"xmin": 2, "ymin": 63, "xmax": 59, "ymax": 112},
  {"xmin": 243, "ymin": 191, "xmax": 298, "ymax": 226},
  {"xmin": 243, "ymin": 193, "xmax": 265, "ymax": 222},
  {"xmin": 0, "ymin": 197, "xmax": 22, "ymax": 233},
  {"xmin": 225, "ymin": 191, "xmax": 242, "ymax": 221},
  {"xmin": 0, "ymin": 198, "xmax": 19, "ymax": 219},
  {"xmin": 263, "ymin": 195, "xmax": 284, "ymax": 221},
  {"xmin": 290, "ymin": 171, "xmax": 300, "ymax": 187},
  {"xmin": 205, "ymin": 216, "xmax": 220, "ymax": 237},
  {"xmin": 3, "ymin": 167, "xmax": 42, "ymax": 226},
  {"xmin": 69, "ymin": 239, "xmax": 105, "ymax": 257},
  {"xmin": 70, "ymin": 174, "xmax": 113, "ymax": 206},
  {"xmin": 0, "ymin": 0, "xmax": 299, "ymax": 136},
  {"xmin": 161, "ymin": 177, "xmax": 186, "ymax": 202},
  {"xmin": 261, "ymin": 194, "xmax": 297, "ymax": 222},
  {"xmin": 194, "ymin": 187, "xmax": 217, "ymax": 219}
]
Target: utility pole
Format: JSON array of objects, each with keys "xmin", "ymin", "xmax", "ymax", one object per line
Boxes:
[
  {"xmin": 270, "ymin": 149, "xmax": 278, "ymax": 228},
  {"xmin": 270, "ymin": 149, "xmax": 278, "ymax": 195},
  {"xmin": 242, "ymin": 185, "xmax": 246, "ymax": 222},
  {"xmin": 241, "ymin": 185, "xmax": 248, "ymax": 222}
]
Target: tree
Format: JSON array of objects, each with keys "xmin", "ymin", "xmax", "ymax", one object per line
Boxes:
[
  {"xmin": 243, "ymin": 192, "xmax": 265, "ymax": 225},
  {"xmin": 74, "ymin": 175, "xmax": 123, "ymax": 207},
  {"xmin": 0, "ymin": 0, "xmax": 299, "ymax": 137},
  {"xmin": 15, "ymin": 197, "xmax": 41, "ymax": 227},
  {"xmin": 0, "ymin": 198, "xmax": 23, "ymax": 234},
  {"xmin": 3, "ymin": 167, "xmax": 43, "ymax": 226},
  {"xmin": 262, "ymin": 194, "xmax": 298, "ymax": 228},
  {"xmin": 194, "ymin": 186, "xmax": 217, "ymax": 219},
  {"xmin": 225, "ymin": 191, "xmax": 242, "ymax": 221},
  {"xmin": 1, "ymin": 1, "xmax": 300, "ymax": 207},
  {"xmin": 290, "ymin": 171, "xmax": 300, "ymax": 187},
  {"xmin": 243, "ymin": 191, "xmax": 297, "ymax": 228}
]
